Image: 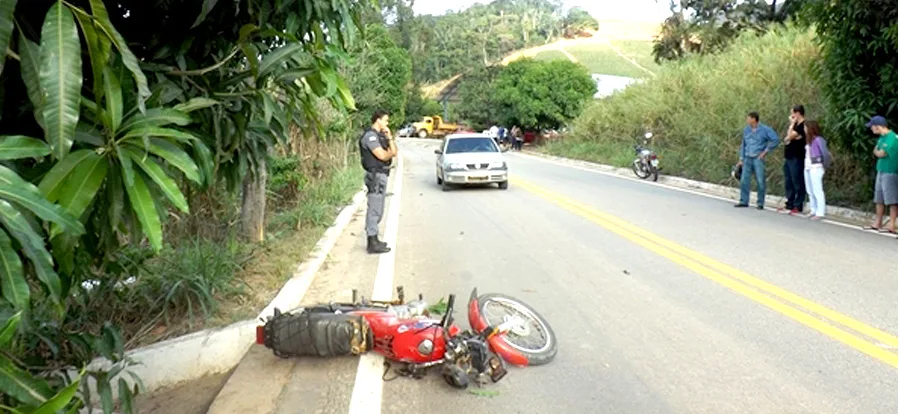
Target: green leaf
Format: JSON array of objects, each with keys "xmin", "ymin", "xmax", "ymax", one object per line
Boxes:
[
  {"xmin": 124, "ymin": 170, "xmax": 162, "ymax": 251},
  {"xmin": 116, "ymin": 143, "xmax": 135, "ymax": 187},
  {"xmin": 0, "ymin": 228, "xmax": 27, "ymax": 310},
  {"xmin": 335, "ymin": 75, "xmax": 356, "ymax": 111},
  {"xmin": 18, "ymin": 33, "xmax": 44, "ymax": 128},
  {"xmin": 0, "ymin": 165, "xmax": 84, "ymax": 234},
  {"xmin": 74, "ymin": 122, "xmax": 104, "ymax": 146},
  {"xmin": 39, "ymin": 1, "xmax": 83, "ymax": 161},
  {"xmin": 97, "ymin": 376, "xmax": 114, "ymax": 413},
  {"xmin": 88, "ymin": 0, "xmax": 150, "ymax": 113},
  {"xmin": 259, "ymin": 43, "xmax": 305, "ymax": 77},
  {"xmin": 192, "ymin": 140, "xmax": 214, "ymax": 188},
  {"xmin": 50, "ymin": 232, "xmax": 75, "ymax": 277},
  {"xmin": 0, "ymin": 0, "xmax": 19, "ymax": 77},
  {"xmin": 72, "ymin": 6, "xmax": 109, "ymax": 104},
  {"xmin": 0, "ymin": 353, "xmax": 53, "ymax": 406},
  {"xmin": 0, "ymin": 311, "xmax": 20, "ymax": 347},
  {"xmin": 103, "ymin": 66, "xmax": 123, "ymax": 133},
  {"xmin": 123, "ymin": 138, "xmax": 201, "ymax": 184},
  {"xmin": 0, "ymin": 136, "xmax": 50, "ymax": 160},
  {"xmin": 0, "ymin": 201, "xmax": 61, "ymax": 304},
  {"xmin": 191, "ymin": 0, "xmax": 220, "ymax": 28},
  {"xmin": 106, "ymin": 160, "xmax": 124, "ymax": 229},
  {"xmin": 118, "ymin": 378, "xmax": 135, "ymax": 414},
  {"xmin": 173, "ymin": 97, "xmax": 219, "ymax": 113},
  {"xmin": 37, "ymin": 149, "xmax": 95, "ymax": 202},
  {"xmin": 121, "ymin": 127, "xmax": 200, "ymax": 144},
  {"xmin": 119, "ymin": 108, "xmax": 192, "ymax": 132},
  {"xmin": 124, "ymin": 147, "xmax": 188, "ymax": 213},
  {"xmin": 49, "ymin": 150, "xmax": 108, "ymax": 239},
  {"xmin": 276, "ymin": 67, "xmax": 315, "ymax": 84},
  {"xmin": 31, "ymin": 369, "xmax": 82, "ymax": 414}
]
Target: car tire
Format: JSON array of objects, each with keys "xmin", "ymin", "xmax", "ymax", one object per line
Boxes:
[
  {"xmin": 418, "ymin": 130, "xmax": 428, "ymax": 138},
  {"xmin": 437, "ymin": 175, "xmax": 443, "ymax": 185},
  {"xmin": 442, "ymin": 180, "xmax": 451, "ymax": 192},
  {"xmin": 498, "ymin": 181, "xmax": 508, "ymax": 190}
]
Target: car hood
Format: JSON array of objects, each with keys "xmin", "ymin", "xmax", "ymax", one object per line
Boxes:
[{"xmin": 442, "ymin": 152, "xmax": 505, "ymax": 165}]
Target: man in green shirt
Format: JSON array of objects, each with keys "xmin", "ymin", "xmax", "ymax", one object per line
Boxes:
[{"xmin": 865, "ymin": 115, "xmax": 898, "ymax": 234}]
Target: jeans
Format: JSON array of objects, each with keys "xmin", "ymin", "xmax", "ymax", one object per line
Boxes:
[
  {"xmin": 783, "ymin": 158, "xmax": 806, "ymax": 210},
  {"xmin": 739, "ymin": 156, "xmax": 766, "ymax": 207},
  {"xmin": 804, "ymin": 167, "xmax": 826, "ymax": 217}
]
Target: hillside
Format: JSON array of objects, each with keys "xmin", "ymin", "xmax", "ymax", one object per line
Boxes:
[{"xmin": 422, "ymin": 19, "xmax": 662, "ymax": 99}]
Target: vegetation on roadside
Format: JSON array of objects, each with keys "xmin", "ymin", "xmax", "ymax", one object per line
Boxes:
[
  {"xmin": 0, "ymin": 0, "xmax": 374, "ymax": 412},
  {"xmin": 456, "ymin": 58, "xmax": 596, "ymax": 130},
  {"xmin": 539, "ymin": 25, "xmax": 875, "ymax": 208}
]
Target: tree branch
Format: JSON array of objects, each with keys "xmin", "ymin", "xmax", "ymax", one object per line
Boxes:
[
  {"xmin": 6, "ymin": 47, "xmax": 19, "ymax": 61},
  {"xmin": 168, "ymin": 48, "xmax": 241, "ymax": 76}
]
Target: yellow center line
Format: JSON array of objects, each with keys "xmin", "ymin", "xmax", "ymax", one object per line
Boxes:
[{"xmin": 511, "ymin": 177, "xmax": 899, "ymax": 368}]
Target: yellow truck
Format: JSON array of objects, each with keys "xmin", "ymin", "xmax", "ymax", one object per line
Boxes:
[{"xmin": 412, "ymin": 116, "xmax": 459, "ymax": 138}]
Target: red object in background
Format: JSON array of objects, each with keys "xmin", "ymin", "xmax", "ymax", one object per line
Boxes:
[{"xmin": 523, "ymin": 131, "xmax": 536, "ymax": 143}]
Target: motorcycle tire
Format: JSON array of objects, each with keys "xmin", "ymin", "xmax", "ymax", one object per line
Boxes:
[
  {"xmin": 477, "ymin": 293, "xmax": 558, "ymax": 366},
  {"xmin": 632, "ymin": 160, "xmax": 650, "ymax": 180}
]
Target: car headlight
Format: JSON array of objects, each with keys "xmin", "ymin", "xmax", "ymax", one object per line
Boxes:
[
  {"xmin": 488, "ymin": 161, "xmax": 506, "ymax": 169},
  {"xmin": 447, "ymin": 163, "xmax": 467, "ymax": 170}
]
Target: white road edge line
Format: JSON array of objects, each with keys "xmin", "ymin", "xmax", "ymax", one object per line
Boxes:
[
  {"xmin": 348, "ymin": 154, "xmax": 404, "ymax": 414},
  {"xmin": 509, "ymin": 151, "xmax": 897, "ymax": 238}
]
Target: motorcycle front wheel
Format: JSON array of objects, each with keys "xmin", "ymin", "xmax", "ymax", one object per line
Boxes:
[
  {"xmin": 478, "ymin": 293, "xmax": 558, "ymax": 366},
  {"xmin": 632, "ymin": 159, "xmax": 651, "ymax": 179}
]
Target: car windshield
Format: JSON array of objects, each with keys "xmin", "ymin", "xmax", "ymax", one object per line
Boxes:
[{"xmin": 445, "ymin": 137, "xmax": 498, "ymax": 154}]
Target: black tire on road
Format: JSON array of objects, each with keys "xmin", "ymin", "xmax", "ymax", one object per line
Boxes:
[
  {"xmin": 477, "ymin": 293, "xmax": 557, "ymax": 366},
  {"xmin": 498, "ymin": 181, "xmax": 508, "ymax": 190}
]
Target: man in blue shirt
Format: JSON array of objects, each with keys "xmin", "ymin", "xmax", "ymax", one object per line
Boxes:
[{"xmin": 736, "ymin": 111, "xmax": 781, "ymax": 209}]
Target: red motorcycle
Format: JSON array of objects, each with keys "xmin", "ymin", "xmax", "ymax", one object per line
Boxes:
[{"xmin": 255, "ymin": 286, "xmax": 557, "ymax": 389}]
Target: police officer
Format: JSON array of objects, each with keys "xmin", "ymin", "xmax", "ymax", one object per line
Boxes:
[{"xmin": 359, "ymin": 110, "xmax": 398, "ymax": 254}]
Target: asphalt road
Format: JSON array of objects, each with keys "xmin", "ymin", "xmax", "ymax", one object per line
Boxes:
[{"xmin": 262, "ymin": 138, "xmax": 897, "ymax": 414}]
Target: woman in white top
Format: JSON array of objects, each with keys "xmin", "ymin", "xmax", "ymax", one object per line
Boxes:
[{"xmin": 803, "ymin": 120, "xmax": 829, "ymax": 220}]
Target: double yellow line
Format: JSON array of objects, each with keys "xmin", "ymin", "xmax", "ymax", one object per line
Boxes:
[{"xmin": 511, "ymin": 177, "xmax": 899, "ymax": 368}]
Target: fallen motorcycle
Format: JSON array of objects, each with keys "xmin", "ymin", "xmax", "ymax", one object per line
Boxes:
[{"xmin": 255, "ymin": 286, "xmax": 557, "ymax": 389}]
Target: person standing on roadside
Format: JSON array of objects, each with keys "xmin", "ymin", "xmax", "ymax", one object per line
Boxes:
[
  {"xmin": 359, "ymin": 110, "xmax": 398, "ymax": 254},
  {"xmin": 736, "ymin": 111, "xmax": 781, "ymax": 209},
  {"xmin": 864, "ymin": 115, "xmax": 898, "ymax": 234},
  {"xmin": 802, "ymin": 120, "xmax": 830, "ymax": 220},
  {"xmin": 780, "ymin": 105, "xmax": 807, "ymax": 215}
]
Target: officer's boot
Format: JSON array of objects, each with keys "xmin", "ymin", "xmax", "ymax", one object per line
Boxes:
[{"xmin": 367, "ymin": 236, "xmax": 391, "ymax": 254}]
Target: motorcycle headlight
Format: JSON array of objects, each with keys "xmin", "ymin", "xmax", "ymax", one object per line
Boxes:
[
  {"xmin": 417, "ymin": 339, "xmax": 434, "ymax": 356},
  {"xmin": 488, "ymin": 161, "xmax": 506, "ymax": 169}
]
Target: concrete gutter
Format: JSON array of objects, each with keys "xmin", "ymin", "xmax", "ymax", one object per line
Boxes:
[
  {"xmin": 518, "ymin": 149, "xmax": 878, "ymax": 226},
  {"xmin": 78, "ymin": 187, "xmax": 368, "ymax": 412}
]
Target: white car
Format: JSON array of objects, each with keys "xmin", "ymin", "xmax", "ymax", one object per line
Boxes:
[{"xmin": 434, "ymin": 133, "xmax": 509, "ymax": 191}]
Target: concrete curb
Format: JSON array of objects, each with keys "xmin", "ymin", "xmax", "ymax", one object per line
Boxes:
[
  {"xmin": 517, "ymin": 149, "xmax": 877, "ymax": 225},
  {"xmin": 78, "ymin": 186, "xmax": 368, "ymax": 412}
]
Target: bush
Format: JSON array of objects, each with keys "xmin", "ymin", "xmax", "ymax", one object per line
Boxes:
[{"xmin": 544, "ymin": 25, "xmax": 873, "ymax": 208}]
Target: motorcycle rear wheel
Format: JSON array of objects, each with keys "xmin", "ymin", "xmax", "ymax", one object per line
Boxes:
[{"xmin": 477, "ymin": 293, "xmax": 558, "ymax": 366}]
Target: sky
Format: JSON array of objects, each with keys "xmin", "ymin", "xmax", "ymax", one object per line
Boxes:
[{"xmin": 412, "ymin": 0, "xmax": 673, "ymax": 22}]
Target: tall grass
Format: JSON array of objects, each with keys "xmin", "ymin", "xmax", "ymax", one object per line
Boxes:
[{"xmin": 543, "ymin": 25, "xmax": 872, "ymax": 208}]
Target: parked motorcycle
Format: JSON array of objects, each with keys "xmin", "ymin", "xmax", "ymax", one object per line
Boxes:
[
  {"xmin": 255, "ymin": 286, "xmax": 557, "ymax": 389},
  {"xmin": 632, "ymin": 132, "xmax": 660, "ymax": 181}
]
